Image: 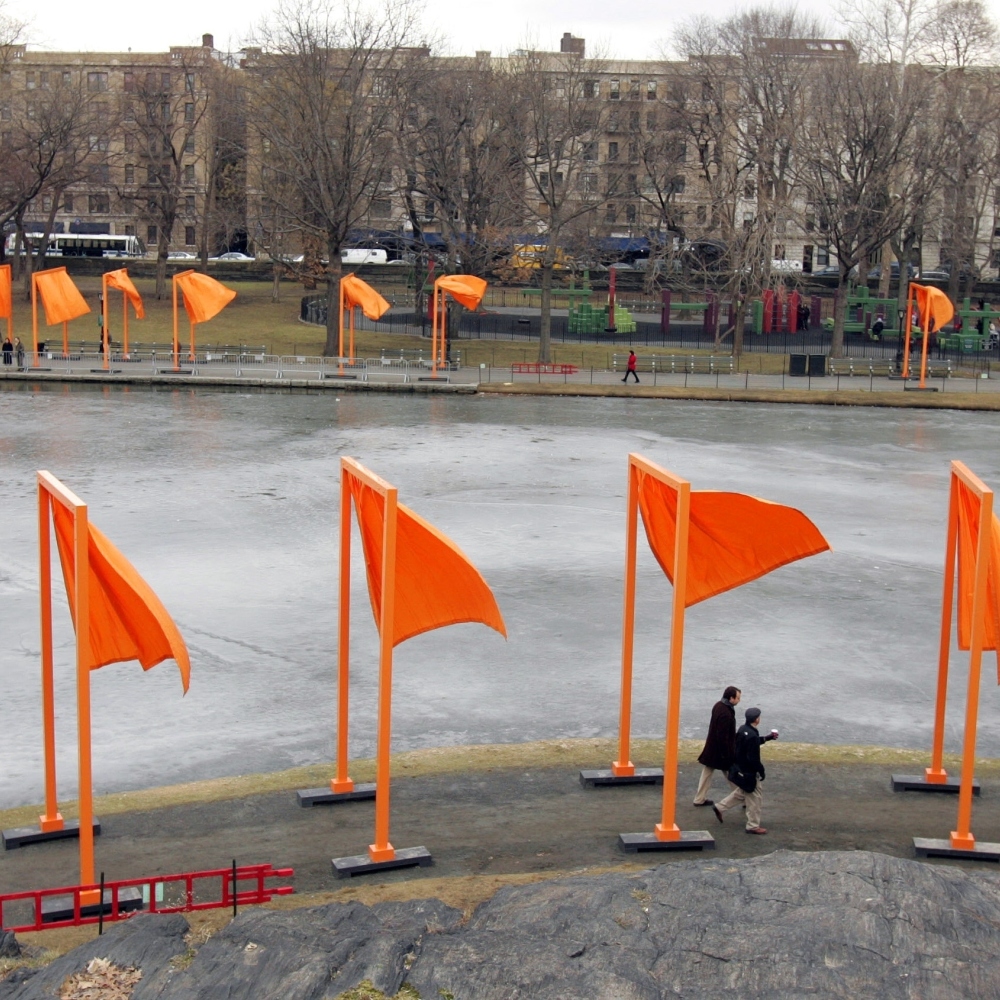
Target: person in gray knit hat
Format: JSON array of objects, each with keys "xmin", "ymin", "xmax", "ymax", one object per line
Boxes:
[{"xmin": 711, "ymin": 707, "xmax": 778, "ymax": 835}]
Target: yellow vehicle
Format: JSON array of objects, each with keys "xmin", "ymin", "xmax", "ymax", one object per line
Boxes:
[{"xmin": 509, "ymin": 244, "xmax": 571, "ymax": 270}]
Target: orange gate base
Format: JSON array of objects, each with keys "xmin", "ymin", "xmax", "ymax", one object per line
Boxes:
[
  {"xmin": 914, "ymin": 837, "xmax": 1000, "ymax": 862},
  {"xmin": 891, "ymin": 774, "xmax": 980, "ymax": 795},
  {"xmin": 579, "ymin": 767, "xmax": 663, "ymax": 787},
  {"xmin": 619, "ymin": 830, "xmax": 716, "ymax": 853},
  {"xmin": 296, "ymin": 783, "xmax": 376, "ymax": 807},
  {"xmin": 3, "ymin": 817, "xmax": 101, "ymax": 850},
  {"xmin": 332, "ymin": 845, "xmax": 433, "ymax": 878}
]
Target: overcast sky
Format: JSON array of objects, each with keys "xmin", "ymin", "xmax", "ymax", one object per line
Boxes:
[{"xmin": 17, "ymin": 0, "xmax": 842, "ymax": 60}]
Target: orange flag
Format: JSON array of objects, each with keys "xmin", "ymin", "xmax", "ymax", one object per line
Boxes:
[
  {"xmin": 175, "ymin": 271, "xmax": 236, "ymax": 324},
  {"xmin": 342, "ymin": 274, "xmax": 390, "ymax": 321},
  {"xmin": 437, "ymin": 275, "xmax": 487, "ymax": 311},
  {"xmin": 52, "ymin": 503, "xmax": 190, "ymax": 689},
  {"xmin": 911, "ymin": 283, "xmax": 955, "ymax": 333},
  {"xmin": 0, "ymin": 263, "xmax": 11, "ymax": 320},
  {"xmin": 636, "ymin": 471, "xmax": 830, "ymax": 606},
  {"xmin": 348, "ymin": 475, "xmax": 506, "ymax": 646},
  {"xmin": 105, "ymin": 269, "xmax": 145, "ymax": 319},
  {"xmin": 955, "ymin": 478, "xmax": 1000, "ymax": 654},
  {"xmin": 34, "ymin": 268, "xmax": 90, "ymax": 326}
]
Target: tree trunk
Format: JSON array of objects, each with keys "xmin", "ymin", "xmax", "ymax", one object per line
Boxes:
[
  {"xmin": 733, "ymin": 295, "xmax": 747, "ymax": 358},
  {"xmin": 272, "ymin": 264, "xmax": 281, "ymax": 302},
  {"xmin": 32, "ymin": 195, "xmax": 61, "ymax": 280},
  {"xmin": 323, "ymin": 241, "xmax": 343, "ymax": 357},
  {"xmin": 156, "ymin": 236, "xmax": 170, "ymax": 300},
  {"xmin": 878, "ymin": 242, "xmax": 893, "ymax": 299},
  {"xmin": 538, "ymin": 262, "xmax": 553, "ymax": 363},
  {"xmin": 830, "ymin": 281, "xmax": 847, "ymax": 358}
]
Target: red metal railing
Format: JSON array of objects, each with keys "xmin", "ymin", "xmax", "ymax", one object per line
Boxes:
[
  {"xmin": 0, "ymin": 863, "xmax": 294, "ymax": 933},
  {"xmin": 511, "ymin": 363, "xmax": 580, "ymax": 375}
]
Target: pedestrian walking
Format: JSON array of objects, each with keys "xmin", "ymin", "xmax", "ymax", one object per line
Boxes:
[
  {"xmin": 13, "ymin": 337, "xmax": 23, "ymax": 369},
  {"xmin": 622, "ymin": 349, "xmax": 639, "ymax": 383},
  {"xmin": 692, "ymin": 685, "xmax": 741, "ymax": 806},
  {"xmin": 1, "ymin": 335, "xmax": 11, "ymax": 366},
  {"xmin": 712, "ymin": 707, "xmax": 778, "ymax": 835},
  {"xmin": 870, "ymin": 315, "xmax": 884, "ymax": 340}
]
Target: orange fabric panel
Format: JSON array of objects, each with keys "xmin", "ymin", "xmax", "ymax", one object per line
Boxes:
[
  {"xmin": 175, "ymin": 271, "xmax": 236, "ymax": 324},
  {"xmin": 0, "ymin": 264, "xmax": 11, "ymax": 320},
  {"xmin": 105, "ymin": 269, "xmax": 145, "ymax": 319},
  {"xmin": 955, "ymin": 478, "xmax": 1000, "ymax": 652},
  {"xmin": 52, "ymin": 502, "xmax": 190, "ymax": 689},
  {"xmin": 341, "ymin": 274, "xmax": 390, "ymax": 321},
  {"xmin": 636, "ymin": 472, "xmax": 830, "ymax": 606},
  {"xmin": 348, "ymin": 475, "xmax": 506, "ymax": 646},
  {"xmin": 437, "ymin": 275, "xmax": 487, "ymax": 312},
  {"xmin": 34, "ymin": 268, "xmax": 90, "ymax": 326},
  {"xmin": 911, "ymin": 283, "xmax": 955, "ymax": 333}
]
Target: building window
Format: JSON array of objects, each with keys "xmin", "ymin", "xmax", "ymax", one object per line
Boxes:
[
  {"xmin": 697, "ymin": 205, "xmax": 707, "ymax": 225},
  {"xmin": 89, "ymin": 193, "xmax": 109, "ymax": 214},
  {"xmin": 124, "ymin": 224, "xmax": 136, "ymax": 236},
  {"xmin": 91, "ymin": 163, "xmax": 110, "ymax": 183},
  {"xmin": 63, "ymin": 194, "xmax": 73, "ymax": 212},
  {"xmin": 629, "ymin": 78, "xmax": 640, "ymax": 100},
  {"xmin": 185, "ymin": 226, "xmax": 196, "ymax": 245},
  {"xmin": 185, "ymin": 135, "xmax": 195, "ymax": 154},
  {"xmin": 0, "ymin": 105, "xmax": 8, "ymax": 121},
  {"xmin": 62, "ymin": 71, "xmax": 71, "ymax": 86},
  {"xmin": 124, "ymin": 134, "xmax": 135, "ymax": 153},
  {"xmin": 744, "ymin": 179, "xmax": 756, "ymax": 199},
  {"xmin": 582, "ymin": 172, "xmax": 598, "ymax": 194},
  {"xmin": 609, "ymin": 79, "xmax": 620, "ymax": 100},
  {"xmin": 583, "ymin": 79, "xmax": 599, "ymax": 98},
  {"xmin": 184, "ymin": 102, "xmax": 194, "ymax": 122},
  {"xmin": 626, "ymin": 204, "xmax": 637, "ymax": 223},
  {"xmin": 668, "ymin": 175, "xmax": 685, "ymax": 194},
  {"xmin": 147, "ymin": 225, "xmax": 157, "ymax": 243},
  {"xmin": 42, "ymin": 195, "xmax": 52, "ymax": 211},
  {"xmin": 25, "ymin": 71, "xmax": 34, "ymax": 90},
  {"xmin": 161, "ymin": 102, "xmax": 170, "ymax": 121},
  {"xmin": 629, "ymin": 110, "xmax": 640, "ymax": 132},
  {"xmin": 816, "ymin": 246, "xmax": 829, "ymax": 266},
  {"xmin": 607, "ymin": 141, "xmax": 619, "ymax": 162},
  {"xmin": 774, "ymin": 244, "xmax": 786, "ymax": 259},
  {"xmin": 124, "ymin": 104, "xmax": 135, "ymax": 124},
  {"xmin": 371, "ymin": 198, "xmax": 391, "ymax": 218},
  {"xmin": 40, "ymin": 72, "xmax": 49, "ymax": 88},
  {"xmin": 185, "ymin": 72, "xmax": 195, "ymax": 92},
  {"xmin": 646, "ymin": 111, "xmax": 657, "ymax": 131},
  {"xmin": 161, "ymin": 72, "xmax": 171, "ymax": 92},
  {"xmin": 646, "ymin": 80, "xmax": 657, "ymax": 100},
  {"xmin": 627, "ymin": 173, "xmax": 638, "ymax": 194},
  {"xmin": 184, "ymin": 164, "xmax": 195, "ymax": 184},
  {"xmin": 582, "ymin": 141, "xmax": 597, "ymax": 161},
  {"xmin": 628, "ymin": 142, "xmax": 638, "ymax": 162},
  {"xmin": 124, "ymin": 164, "xmax": 134, "ymax": 184},
  {"xmin": 87, "ymin": 72, "xmax": 108, "ymax": 92},
  {"xmin": 605, "ymin": 203, "xmax": 617, "ymax": 223},
  {"xmin": 185, "ymin": 195, "xmax": 195, "ymax": 214},
  {"xmin": 124, "ymin": 71, "xmax": 135, "ymax": 92}
]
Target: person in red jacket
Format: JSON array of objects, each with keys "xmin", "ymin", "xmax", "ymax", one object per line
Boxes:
[
  {"xmin": 693, "ymin": 686, "xmax": 740, "ymax": 806},
  {"xmin": 622, "ymin": 349, "xmax": 639, "ymax": 383}
]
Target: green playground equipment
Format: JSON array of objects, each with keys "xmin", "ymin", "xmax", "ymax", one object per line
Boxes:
[
  {"xmin": 940, "ymin": 297, "xmax": 1000, "ymax": 352},
  {"xmin": 845, "ymin": 285, "xmax": 898, "ymax": 338},
  {"xmin": 568, "ymin": 301, "xmax": 637, "ymax": 334}
]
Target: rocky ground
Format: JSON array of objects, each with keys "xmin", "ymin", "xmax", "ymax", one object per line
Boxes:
[{"xmin": 3, "ymin": 850, "xmax": 1000, "ymax": 999}]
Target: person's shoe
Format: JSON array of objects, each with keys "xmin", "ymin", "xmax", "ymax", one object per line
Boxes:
[
  {"xmin": 693, "ymin": 800, "xmax": 714, "ymax": 807},
  {"xmin": 745, "ymin": 827, "xmax": 768, "ymax": 835},
  {"xmin": 712, "ymin": 805, "xmax": 724, "ymax": 824}
]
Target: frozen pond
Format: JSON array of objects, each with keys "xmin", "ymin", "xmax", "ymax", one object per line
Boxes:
[{"xmin": 1, "ymin": 383, "xmax": 999, "ymax": 809}]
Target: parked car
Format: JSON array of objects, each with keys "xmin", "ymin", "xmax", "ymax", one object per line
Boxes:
[
  {"xmin": 167, "ymin": 251, "xmax": 196, "ymax": 259},
  {"xmin": 809, "ymin": 265, "xmax": 842, "ymax": 278},
  {"xmin": 867, "ymin": 262, "xmax": 918, "ymax": 280},
  {"xmin": 214, "ymin": 251, "xmax": 254, "ymax": 261},
  {"xmin": 341, "ymin": 248, "xmax": 388, "ymax": 265}
]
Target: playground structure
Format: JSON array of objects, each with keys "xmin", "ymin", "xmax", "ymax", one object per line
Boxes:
[
  {"xmin": 100, "ymin": 269, "xmax": 144, "ymax": 367},
  {"xmin": 582, "ymin": 453, "xmax": 829, "ymax": 851},
  {"xmin": 31, "ymin": 267, "xmax": 90, "ymax": 362},
  {"xmin": 170, "ymin": 270, "xmax": 236, "ymax": 372},
  {"xmin": 940, "ymin": 298, "xmax": 1000, "ymax": 353}
]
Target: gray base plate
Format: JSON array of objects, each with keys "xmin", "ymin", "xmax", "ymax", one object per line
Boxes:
[
  {"xmin": 89, "ymin": 369, "xmax": 121, "ymax": 374},
  {"xmin": 3, "ymin": 817, "xmax": 101, "ymax": 850},
  {"xmin": 297, "ymin": 784, "xmax": 376, "ymax": 806},
  {"xmin": 903, "ymin": 386, "xmax": 940, "ymax": 392},
  {"xmin": 157, "ymin": 369, "xmax": 192, "ymax": 375},
  {"xmin": 332, "ymin": 845, "xmax": 433, "ymax": 877},
  {"xmin": 580, "ymin": 768, "xmax": 664, "ymax": 787},
  {"xmin": 913, "ymin": 837, "xmax": 1000, "ymax": 861},
  {"xmin": 322, "ymin": 373, "xmax": 359, "ymax": 380},
  {"xmin": 41, "ymin": 886, "xmax": 143, "ymax": 923},
  {"xmin": 619, "ymin": 830, "xmax": 715, "ymax": 852},
  {"xmin": 892, "ymin": 774, "xmax": 980, "ymax": 795}
]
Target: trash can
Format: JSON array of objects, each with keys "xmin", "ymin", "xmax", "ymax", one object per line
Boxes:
[
  {"xmin": 808, "ymin": 354, "xmax": 827, "ymax": 377},
  {"xmin": 789, "ymin": 354, "xmax": 808, "ymax": 376}
]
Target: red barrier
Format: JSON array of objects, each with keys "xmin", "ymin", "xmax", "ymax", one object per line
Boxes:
[
  {"xmin": 0, "ymin": 863, "xmax": 294, "ymax": 933},
  {"xmin": 511, "ymin": 363, "xmax": 579, "ymax": 374}
]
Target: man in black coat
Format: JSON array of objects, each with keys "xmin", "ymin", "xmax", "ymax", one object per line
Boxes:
[
  {"xmin": 712, "ymin": 707, "xmax": 778, "ymax": 834},
  {"xmin": 692, "ymin": 685, "xmax": 741, "ymax": 807}
]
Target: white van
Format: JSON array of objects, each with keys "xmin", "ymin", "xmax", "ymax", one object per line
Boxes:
[
  {"xmin": 771, "ymin": 259, "xmax": 803, "ymax": 273},
  {"xmin": 342, "ymin": 248, "xmax": 388, "ymax": 265}
]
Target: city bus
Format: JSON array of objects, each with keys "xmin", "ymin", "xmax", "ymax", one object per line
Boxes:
[{"xmin": 5, "ymin": 233, "xmax": 146, "ymax": 258}]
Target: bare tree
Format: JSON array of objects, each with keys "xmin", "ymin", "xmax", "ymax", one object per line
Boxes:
[
  {"xmin": 246, "ymin": 0, "xmax": 419, "ymax": 357},
  {"xmin": 500, "ymin": 47, "xmax": 610, "ymax": 362}
]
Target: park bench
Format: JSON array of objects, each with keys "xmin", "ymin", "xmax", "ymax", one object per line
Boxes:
[
  {"xmin": 511, "ymin": 362, "xmax": 580, "ymax": 375},
  {"xmin": 827, "ymin": 357, "xmax": 952, "ymax": 379},
  {"xmin": 612, "ymin": 354, "xmax": 734, "ymax": 375}
]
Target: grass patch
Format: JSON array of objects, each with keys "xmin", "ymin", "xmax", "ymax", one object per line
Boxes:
[
  {"xmin": 1, "ymin": 737, "xmax": 994, "ymax": 833},
  {"xmin": 334, "ymin": 983, "xmax": 421, "ymax": 1000}
]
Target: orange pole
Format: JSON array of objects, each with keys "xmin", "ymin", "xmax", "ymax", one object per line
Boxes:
[
  {"xmin": 902, "ymin": 288, "xmax": 914, "ymax": 380},
  {"xmin": 369, "ymin": 484, "xmax": 398, "ymax": 863},
  {"xmin": 37, "ymin": 483, "xmax": 63, "ymax": 832},
  {"xmin": 927, "ymin": 471, "xmax": 959, "ymax": 782},
  {"xmin": 101, "ymin": 274, "xmax": 109, "ymax": 371},
  {"xmin": 332, "ymin": 463, "xmax": 354, "ymax": 794},
  {"xmin": 349, "ymin": 306, "xmax": 355, "ymax": 364},
  {"xmin": 172, "ymin": 275, "xmax": 180, "ymax": 370},
  {"xmin": 612, "ymin": 460, "xmax": 639, "ymax": 777},
  {"xmin": 431, "ymin": 283, "xmax": 439, "ymax": 377},
  {"xmin": 338, "ymin": 281, "xmax": 345, "ymax": 375},
  {"xmin": 919, "ymin": 310, "xmax": 930, "ymax": 389},
  {"xmin": 950, "ymin": 484, "xmax": 993, "ymax": 850},
  {"xmin": 122, "ymin": 289, "xmax": 129, "ymax": 356},
  {"xmin": 73, "ymin": 501, "xmax": 99, "ymax": 900},
  {"xmin": 31, "ymin": 273, "xmax": 39, "ymax": 366},
  {"xmin": 656, "ymin": 478, "xmax": 690, "ymax": 841}
]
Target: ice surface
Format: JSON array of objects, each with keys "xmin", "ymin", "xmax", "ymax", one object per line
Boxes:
[{"xmin": 1, "ymin": 383, "xmax": 998, "ymax": 807}]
